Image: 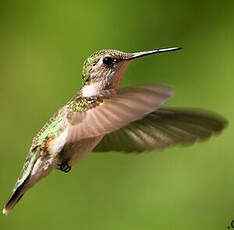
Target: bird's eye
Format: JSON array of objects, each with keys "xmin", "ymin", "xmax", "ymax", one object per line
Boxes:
[{"xmin": 103, "ymin": 57, "xmax": 114, "ymax": 67}]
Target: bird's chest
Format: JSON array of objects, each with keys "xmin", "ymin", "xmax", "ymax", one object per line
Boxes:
[
  {"xmin": 47, "ymin": 128, "xmax": 103, "ymax": 166},
  {"xmin": 60, "ymin": 136, "xmax": 103, "ymax": 166},
  {"xmin": 47, "ymin": 128, "xmax": 69, "ymax": 155}
]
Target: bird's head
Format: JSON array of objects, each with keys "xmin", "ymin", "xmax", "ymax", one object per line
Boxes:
[{"xmin": 81, "ymin": 47, "xmax": 181, "ymax": 97}]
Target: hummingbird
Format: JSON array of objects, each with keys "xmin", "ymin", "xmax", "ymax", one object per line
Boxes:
[{"xmin": 3, "ymin": 47, "xmax": 227, "ymax": 215}]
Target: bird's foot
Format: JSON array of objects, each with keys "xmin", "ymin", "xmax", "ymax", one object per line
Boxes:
[{"xmin": 58, "ymin": 160, "xmax": 71, "ymax": 173}]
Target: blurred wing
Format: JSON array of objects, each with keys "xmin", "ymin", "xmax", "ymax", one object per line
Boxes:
[
  {"xmin": 93, "ymin": 108, "xmax": 227, "ymax": 153},
  {"xmin": 66, "ymin": 85, "xmax": 173, "ymax": 142}
]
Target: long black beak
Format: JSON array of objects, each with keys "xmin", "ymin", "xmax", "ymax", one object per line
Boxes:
[{"xmin": 124, "ymin": 47, "xmax": 182, "ymax": 61}]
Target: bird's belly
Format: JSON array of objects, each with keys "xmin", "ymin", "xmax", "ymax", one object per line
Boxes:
[{"xmin": 61, "ymin": 135, "xmax": 103, "ymax": 167}]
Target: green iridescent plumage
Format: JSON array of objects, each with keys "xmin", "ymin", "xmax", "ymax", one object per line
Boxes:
[
  {"xmin": 82, "ymin": 55, "xmax": 96, "ymax": 82},
  {"xmin": 32, "ymin": 111, "xmax": 64, "ymax": 148},
  {"xmin": 16, "ymin": 154, "xmax": 37, "ymax": 188},
  {"xmin": 68, "ymin": 96, "xmax": 93, "ymax": 112},
  {"xmin": 32, "ymin": 93, "xmax": 98, "ymax": 149}
]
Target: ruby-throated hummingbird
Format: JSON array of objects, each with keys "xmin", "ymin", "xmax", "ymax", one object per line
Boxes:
[{"xmin": 3, "ymin": 47, "xmax": 227, "ymax": 215}]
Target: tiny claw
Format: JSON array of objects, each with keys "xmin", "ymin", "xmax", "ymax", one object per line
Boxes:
[
  {"xmin": 59, "ymin": 161, "xmax": 72, "ymax": 173},
  {"xmin": 64, "ymin": 166, "xmax": 71, "ymax": 173}
]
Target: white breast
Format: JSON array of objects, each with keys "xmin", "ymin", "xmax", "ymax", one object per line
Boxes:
[{"xmin": 49, "ymin": 128, "xmax": 68, "ymax": 154}]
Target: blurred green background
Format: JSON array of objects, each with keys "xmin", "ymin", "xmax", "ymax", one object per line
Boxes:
[{"xmin": 0, "ymin": 0, "xmax": 233, "ymax": 229}]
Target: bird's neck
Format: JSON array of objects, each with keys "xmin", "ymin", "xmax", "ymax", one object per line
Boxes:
[
  {"xmin": 81, "ymin": 77, "xmax": 122, "ymax": 98},
  {"xmin": 81, "ymin": 81, "xmax": 103, "ymax": 98},
  {"xmin": 81, "ymin": 62, "xmax": 129, "ymax": 98}
]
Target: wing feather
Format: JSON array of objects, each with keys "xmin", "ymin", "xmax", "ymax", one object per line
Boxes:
[
  {"xmin": 93, "ymin": 108, "xmax": 227, "ymax": 153},
  {"xmin": 66, "ymin": 85, "xmax": 173, "ymax": 142}
]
